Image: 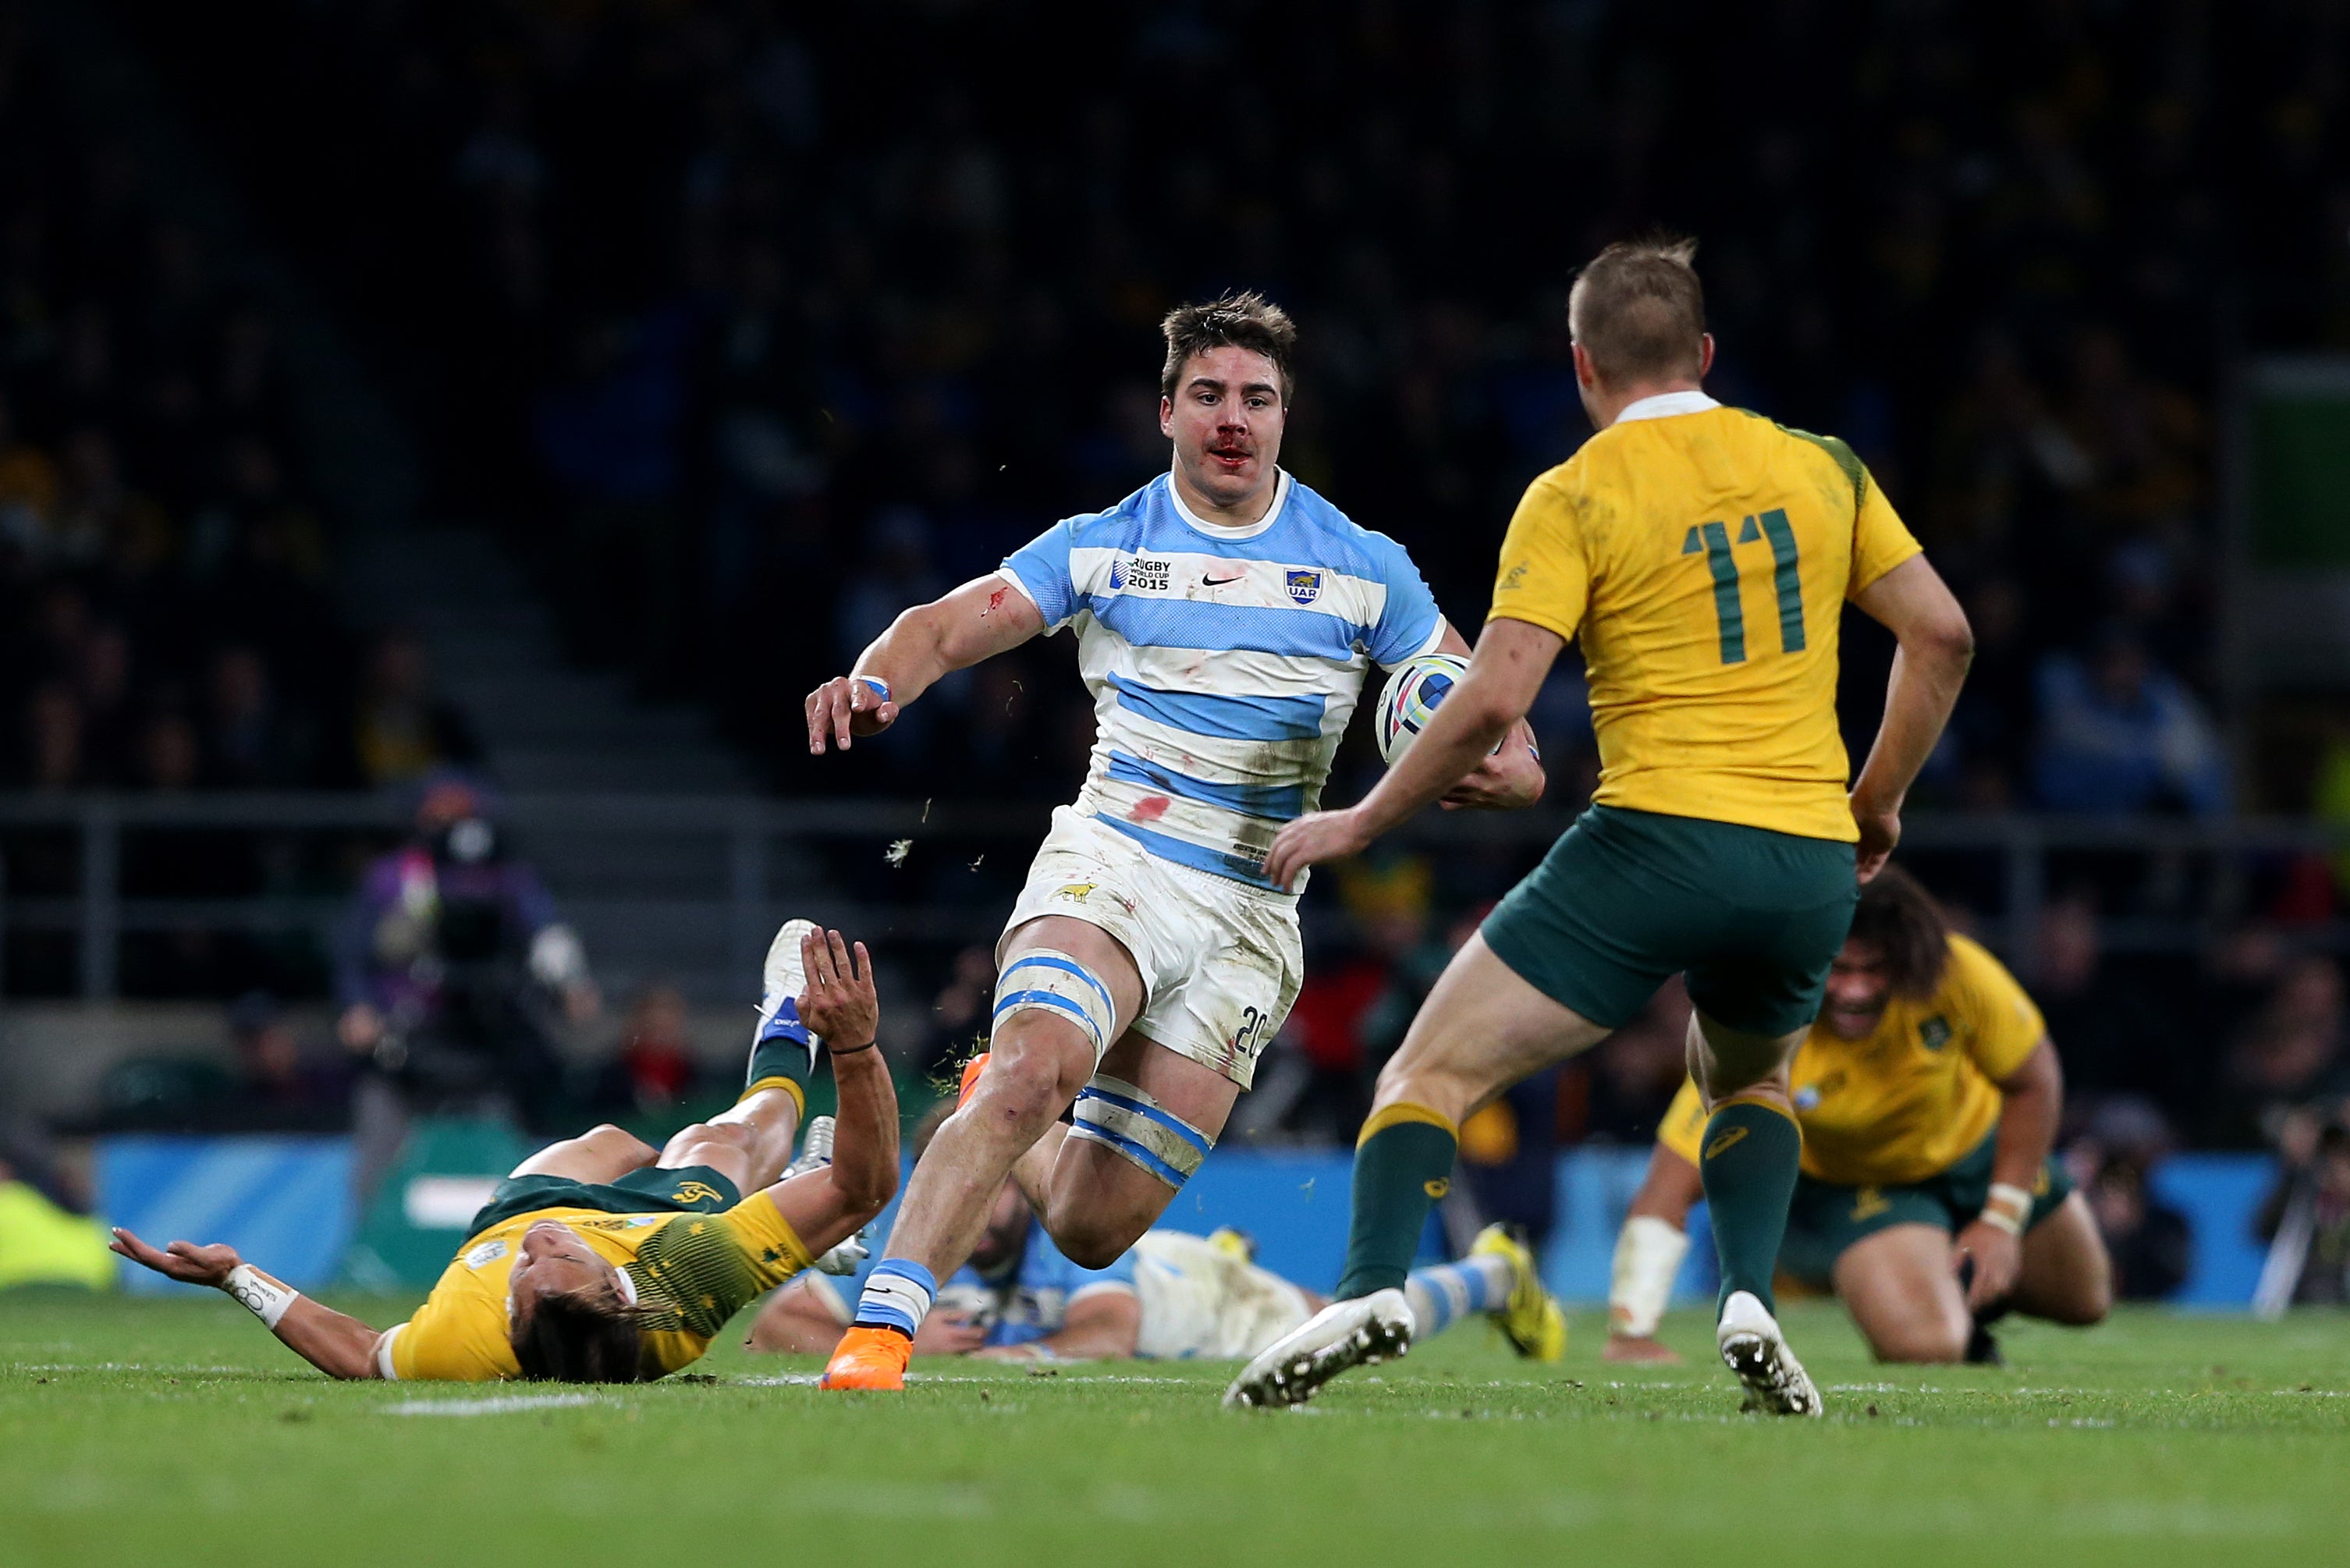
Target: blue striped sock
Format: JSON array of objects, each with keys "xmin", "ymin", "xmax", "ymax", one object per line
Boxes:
[
  {"xmin": 1402, "ymin": 1254, "xmax": 1512, "ymax": 1338},
  {"xmin": 853, "ymin": 1259, "xmax": 938, "ymax": 1338}
]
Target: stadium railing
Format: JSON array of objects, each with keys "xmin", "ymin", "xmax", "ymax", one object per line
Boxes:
[{"xmin": 0, "ymin": 793, "xmax": 2344, "ymax": 999}]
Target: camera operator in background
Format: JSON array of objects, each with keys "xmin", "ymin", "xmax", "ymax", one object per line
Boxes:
[{"xmin": 336, "ymin": 771, "xmax": 601, "ymax": 1203}]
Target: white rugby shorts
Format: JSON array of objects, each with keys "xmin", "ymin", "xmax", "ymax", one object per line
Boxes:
[
  {"xmin": 1132, "ymin": 1230, "xmax": 1317, "ymax": 1360},
  {"xmin": 999, "ymin": 807, "xmax": 1303, "ymax": 1089}
]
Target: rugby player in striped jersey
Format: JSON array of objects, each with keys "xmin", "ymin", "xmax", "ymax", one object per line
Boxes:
[{"xmin": 806, "ymin": 294, "xmax": 1546, "ymax": 1390}]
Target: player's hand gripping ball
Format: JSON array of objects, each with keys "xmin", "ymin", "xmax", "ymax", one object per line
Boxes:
[{"xmin": 1376, "ymin": 652, "xmax": 1499, "ymax": 766}]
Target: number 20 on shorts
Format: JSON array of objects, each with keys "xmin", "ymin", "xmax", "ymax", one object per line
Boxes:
[{"xmin": 1683, "ymin": 508, "xmax": 1805, "ymax": 665}]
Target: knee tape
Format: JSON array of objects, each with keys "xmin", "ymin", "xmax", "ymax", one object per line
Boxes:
[
  {"xmin": 992, "ymin": 951, "xmax": 1118, "ymax": 1064},
  {"xmin": 1070, "ymin": 1075, "xmax": 1212, "ymax": 1190}
]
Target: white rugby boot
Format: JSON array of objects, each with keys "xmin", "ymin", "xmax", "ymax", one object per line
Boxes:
[
  {"xmin": 1716, "ymin": 1290, "xmax": 1823, "ymax": 1416},
  {"xmin": 1222, "ymin": 1287, "xmax": 1415, "ymax": 1410},
  {"xmin": 754, "ymin": 918, "xmax": 822, "ymax": 1051}
]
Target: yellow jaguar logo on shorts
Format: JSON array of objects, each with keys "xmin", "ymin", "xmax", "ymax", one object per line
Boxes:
[
  {"xmin": 1053, "ymin": 882, "xmax": 1099, "ymax": 902},
  {"xmin": 1851, "ymin": 1187, "xmax": 1891, "ymax": 1222},
  {"xmin": 670, "ymin": 1181, "xmax": 726, "ymax": 1205},
  {"xmin": 1424, "ymin": 1177, "xmax": 1450, "ymax": 1199}
]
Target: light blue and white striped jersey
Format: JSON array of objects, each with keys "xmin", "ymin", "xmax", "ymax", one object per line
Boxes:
[{"xmin": 999, "ymin": 470, "xmax": 1445, "ymax": 890}]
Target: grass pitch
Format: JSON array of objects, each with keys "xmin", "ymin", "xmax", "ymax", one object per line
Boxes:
[{"xmin": 5, "ymin": 1292, "xmax": 2348, "ymax": 1566}]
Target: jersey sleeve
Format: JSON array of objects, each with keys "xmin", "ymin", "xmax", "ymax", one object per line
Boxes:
[
  {"xmin": 1024, "ymin": 1228, "xmax": 1139, "ymax": 1300},
  {"xmin": 999, "ymin": 516, "xmax": 1081, "ymax": 631},
  {"xmin": 1847, "ymin": 466, "xmax": 1923, "ymax": 597},
  {"xmin": 1486, "ymin": 472, "xmax": 1589, "ymax": 642},
  {"xmin": 385, "ymin": 1288, "xmax": 513, "ymax": 1382},
  {"xmin": 1365, "ymin": 535, "xmax": 1446, "ymax": 668},
  {"xmin": 1947, "ymin": 936, "xmax": 2046, "ymax": 1082},
  {"xmin": 719, "ymin": 1190, "xmax": 818, "ymax": 1290},
  {"xmin": 1655, "ymin": 1077, "xmax": 1710, "ymax": 1166}
]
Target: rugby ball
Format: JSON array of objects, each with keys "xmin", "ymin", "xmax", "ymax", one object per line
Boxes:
[{"xmin": 1376, "ymin": 652, "xmax": 1473, "ymax": 767}]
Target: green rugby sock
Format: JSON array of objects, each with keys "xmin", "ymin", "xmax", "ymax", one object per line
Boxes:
[
  {"xmin": 1334, "ymin": 1104, "xmax": 1458, "ymax": 1301},
  {"xmin": 741, "ymin": 1034, "xmax": 812, "ymax": 1116},
  {"xmin": 1698, "ymin": 1099, "xmax": 1802, "ymax": 1317}
]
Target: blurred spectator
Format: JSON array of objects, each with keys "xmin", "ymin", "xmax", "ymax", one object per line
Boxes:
[
  {"xmin": 2087, "ymin": 1156, "xmax": 2194, "ymax": 1301},
  {"xmin": 221, "ymin": 990, "xmax": 350, "ymax": 1126},
  {"xmin": 350, "ymin": 629, "xmax": 478, "ymax": 787},
  {"xmin": 2033, "ymin": 894, "xmax": 2180, "ymax": 1104},
  {"xmin": 2029, "ymin": 628, "xmax": 2227, "ymax": 816},
  {"xmin": 591, "ymin": 984, "xmax": 704, "ymax": 1116},
  {"xmin": 335, "ymin": 772, "xmax": 599, "ymax": 1200},
  {"xmin": 2215, "ymin": 956, "xmax": 2350, "ymax": 1149}
]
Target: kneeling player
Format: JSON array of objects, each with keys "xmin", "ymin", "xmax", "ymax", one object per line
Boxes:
[
  {"xmin": 1605, "ymin": 869, "xmax": 2110, "ymax": 1365},
  {"xmin": 752, "ymin": 1111, "xmax": 1565, "ymax": 1364},
  {"xmin": 110, "ymin": 923, "xmax": 897, "ymax": 1383}
]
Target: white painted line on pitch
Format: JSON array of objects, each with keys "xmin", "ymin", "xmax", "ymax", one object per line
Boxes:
[{"xmin": 382, "ymin": 1394, "xmax": 610, "ymax": 1417}]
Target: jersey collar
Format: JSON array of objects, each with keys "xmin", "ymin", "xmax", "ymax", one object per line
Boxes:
[
  {"xmin": 1166, "ymin": 466, "xmax": 1290, "ymax": 541},
  {"xmin": 1613, "ymin": 389, "xmax": 1721, "ymax": 423}
]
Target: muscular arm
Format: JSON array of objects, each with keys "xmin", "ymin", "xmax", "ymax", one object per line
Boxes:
[
  {"xmin": 108, "ymin": 1230, "xmax": 385, "ymax": 1380},
  {"xmin": 1950, "ymin": 1038, "xmax": 2062, "ymax": 1310},
  {"xmin": 974, "ymin": 1287, "xmax": 1142, "ymax": 1363},
  {"xmin": 1986, "ymin": 1039, "xmax": 2062, "ymax": 1194},
  {"xmin": 1430, "ymin": 620, "xmax": 1547, "ymax": 811},
  {"xmin": 806, "ymin": 573, "xmax": 1045, "ymax": 753},
  {"xmin": 1264, "ymin": 617, "xmax": 1564, "ymax": 889},
  {"xmin": 1848, "ymin": 555, "xmax": 1973, "ymax": 882},
  {"xmin": 761, "ymin": 931, "xmax": 900, "ymax": 1256}
]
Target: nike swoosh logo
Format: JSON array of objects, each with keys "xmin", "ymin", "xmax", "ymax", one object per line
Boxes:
[{"xmin": 1202, "ymin": 573, "xmax": 1244, "ymax": 587}]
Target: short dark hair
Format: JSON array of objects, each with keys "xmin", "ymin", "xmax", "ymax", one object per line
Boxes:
[
  {"xmin": 1159, "ymin": 291, "xmax": 1297, "ymax": 403},
  {"xmin": 511, "ymin": 1286, "xmax": 647, "ymax": 1383},
  {"xmin": 1845, "ymin": 864, "xmax": 1951, "ymax": 999},
  {"xmin": 1568, "ymin": 236, "xmax": 1706, "ymax": 386}
]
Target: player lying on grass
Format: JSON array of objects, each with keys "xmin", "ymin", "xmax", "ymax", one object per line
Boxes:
[
  {"xmin": 806, "ymin": 292, "xmax": 1544, "ymax": 1391},
  {"xmin": 109, "ymin": 921, "xmax": 898, "ymax": 1383},
  {"xmin": 751, "ymin": 1104, "xmax": 1567, "ymax": 1364},
  {"xmin": 1605, "ymin": 867, "xmax": 2111, "ymax": 1366}
]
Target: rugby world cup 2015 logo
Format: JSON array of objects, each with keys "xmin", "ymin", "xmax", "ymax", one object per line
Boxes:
[{"xmin": 1285, "ymin": 569, "xmax": 1322, "ymax": 605}]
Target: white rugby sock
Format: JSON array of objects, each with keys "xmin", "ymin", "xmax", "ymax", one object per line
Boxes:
[
  {"xmin": 852, "ymin": 1259, "xmax": 938, "ymax": 1338},
  {"xmin": 1402, "ymin": 1253, "xmax": 1513, "ymax": 1338}
]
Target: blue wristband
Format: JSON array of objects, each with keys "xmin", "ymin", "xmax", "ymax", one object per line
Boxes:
[{"xmin": 857, "ymin": 676, "xmax": 892, "ymax": 704}]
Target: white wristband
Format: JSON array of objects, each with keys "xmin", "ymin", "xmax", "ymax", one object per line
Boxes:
[
  {"xmin": 223, "ymin": 1263, "xmax": 299, "ymax": 1329},
  {"xmin": 1980, "ymin": 1183, "xmax": 2033, "ymax": 1236}
]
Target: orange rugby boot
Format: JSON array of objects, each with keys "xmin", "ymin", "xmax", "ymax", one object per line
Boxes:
[
  {"xmin": 957, "ymin": 1051, "xmax": 990, "ymax": 1109},
  {"xmin": 821, "ymin": 1325, "xmax": 912, "ymax": 1390}
]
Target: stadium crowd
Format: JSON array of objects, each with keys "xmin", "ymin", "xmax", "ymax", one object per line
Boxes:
[{"xmin": 0, "ymin": 16, "xmax": 475, "ymax": 799}]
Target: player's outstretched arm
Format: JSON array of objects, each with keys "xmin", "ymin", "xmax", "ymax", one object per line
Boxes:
[
  {"xmin": 108, "ymin": 1229, "xmax": 385, "ymax": 1379},
  {"xmin": 1848, "ymin": 555, "xmax": 1973, "ymax": 882},
  {"xmin": 1430, "ymin": 620, "xmax": 1546, "ymax": 811},
  {"xmin": 805, "ymin": 573, "xmax": 1045, "ymax": 754},
  {"xmin": 761, "ymin": 928, "xmax": 900, "ymax": 1255},
  {"xmin": 1264, "ymin": 617, "xmax": 1564, "ymax": 889}
]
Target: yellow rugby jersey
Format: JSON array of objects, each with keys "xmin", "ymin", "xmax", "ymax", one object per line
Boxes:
[
  {"xmin": 382, "ymin": 1193, "xmax": 814, "ymax": 1382},
  {"xmin": 1656, "ymin": 935, "xmax": 2046, "ymax": 1187},
  {"xmin": 1489, "ymin": 399, "xmax": 1922, "ymax": 842}
]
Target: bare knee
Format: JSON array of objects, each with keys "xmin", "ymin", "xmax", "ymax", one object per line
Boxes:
[
  {"xmin": 665, "ymin": 1120, "xmax": 751, "ymax": 1158},
  {"xmin": 586, "ymin": 1125, "xmax": 660, "ymax": 1166},
  {"xmin": 976, "ymin": 1025, "xmax": 1092, "ymax": 1126},
  {"xmin": 1045, "ymin": 1205, "xmax": 1151, "ymax": 1270},
  {"xmin": 1867, "ymin": 1318, "xmax": 1969, "ymax": 1364}
]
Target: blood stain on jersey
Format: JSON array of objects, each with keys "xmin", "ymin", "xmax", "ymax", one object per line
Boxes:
[{"xmin": 1130, "ymin": 796, "xmax": 1171, "ymax": 822}]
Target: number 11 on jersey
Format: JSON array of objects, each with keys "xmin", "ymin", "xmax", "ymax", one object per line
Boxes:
[{"xmin": 1683, "ymin": 508, "xmax": 1805, "ymax": 665}]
